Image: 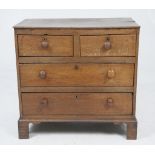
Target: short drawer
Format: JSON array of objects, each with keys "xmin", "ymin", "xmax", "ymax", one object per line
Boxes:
[
  {"xmin": 80, "ymin": 35, "xmax": 136, "ymax": 56},
  {"xmin": 20, "ymin": 64, "xmax": 134, "ymax": 87},
  {"xmin": 22, "ymin": 93, "xmax": 133, "ymax": 115},
  {"xmin": 18, "ymin": 35, "xmax": 73, "ymax": 56}
]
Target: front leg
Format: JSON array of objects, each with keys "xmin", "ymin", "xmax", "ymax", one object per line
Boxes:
[
  {"xmin": 127, "ymin": 121, "xmax": 137, "ymax": 140},
  {"xmin": 18, "ymin": 119, "xmax": 29, "ymax": 139}
]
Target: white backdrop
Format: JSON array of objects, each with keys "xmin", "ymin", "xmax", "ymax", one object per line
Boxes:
[{"xmin": 0, "ymin": 9, "xmax": 155, "ymax": 144}]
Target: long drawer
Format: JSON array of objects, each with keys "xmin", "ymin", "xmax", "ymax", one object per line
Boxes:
[
  {"xmin": 22, "ymin": 93, "xmax": 133, "ymax": 115},
  {"xmin": 20, "ymin": 64, "xmax": 134, "ymax": 87}
]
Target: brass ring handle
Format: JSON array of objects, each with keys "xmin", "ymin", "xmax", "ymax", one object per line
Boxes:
[
  {"xmin": 41, "ymin": 38, "xmax": 48, "ymax": 48},
  {"xmin": 106, "ymin": 98, "xmax": 113, "ymax": 107},
  {"xmin": 107, "ymin": 69, "xmax": 115, "ymax": 78},
  {"xmin": 104, "ymin": 38, "xmax": 111, "ymax": 50},
  {"xmin": 39, "ymin": 70, "xmax": 46, "ymax": 79}
]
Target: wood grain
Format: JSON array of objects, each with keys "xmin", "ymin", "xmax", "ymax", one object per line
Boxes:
[
  {"xmin": 21, "ymin": 114, "xmax": 136, "ymax": 120},
  {"xmin": 18, "ymin": 119, "xmax": 29, "ymax": 139},
  {"xmin": 18, "ymin": 35, "xmax": 73, "ymax": 56},
  {"xmin": 127, "ymin": 121, "xmax": 137, "ymax": 140},
  {"xmin": 14, "ymin": 18, "xmax": 139, "ymax": 139},
  {"xmin": 22, "ymin": 93, "xmax": 132, "ymax": 115},
  {"xmin": 20, "ymin": 64, "xmax": 134, "ymax": 87},
  {"xmin": 80, "ymin": 35, "xmax": 136, "ymax": 56},
  {"xmin": 15, "ymin": 28, "xmax": 137, "ymax": 35},
  {"xmin": 14, "ymin": 18, "xmax": 139, "ymax": 28},
  {"xmin": 20, "ymin": 86, "xmax": 134, "ymax": 93},
  {"xmin": 18, "ymin": 57, "xmax": 136, "ymax": 64}
]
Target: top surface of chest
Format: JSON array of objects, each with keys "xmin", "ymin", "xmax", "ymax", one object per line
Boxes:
[{"xmin": 14, "ymin": 18, "xmax": 139, "ymax": 28}]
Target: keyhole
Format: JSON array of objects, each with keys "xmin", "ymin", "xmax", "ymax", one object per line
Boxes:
[
  {"xmin": 42, "ymin": 37, "xmax": 47, "ymax": 41},
  {"xmin": 75, "ymin": 95, "xmax": 78, "ymax": 99}
]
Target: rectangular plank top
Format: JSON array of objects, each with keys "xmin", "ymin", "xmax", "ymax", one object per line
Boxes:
[{"xmin": 14, "ymin": 18, "xmax": 140, "ymax": 29}]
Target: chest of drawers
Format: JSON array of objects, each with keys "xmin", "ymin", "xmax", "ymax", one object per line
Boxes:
[{"xmin": 14, "ymin": 18, "xmax": 140, "ymax": 139}]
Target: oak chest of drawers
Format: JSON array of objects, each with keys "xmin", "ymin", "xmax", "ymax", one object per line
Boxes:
[{"xmin": 14, "ymin": 18, "xmax": 140, "ymax": 139}]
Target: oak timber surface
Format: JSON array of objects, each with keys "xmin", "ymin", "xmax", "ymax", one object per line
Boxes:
[
  {"xmin": 22, "ymin": 93, "xmax": 132, "ymax": 115},
  {"xmin": 15, "ymin": 18, "xmax": 139, "ymax": 139},
  {"xmin": 20, "ymin": 64, "xmax": 134, "ymax": 87},
  {"xmin": 14, "ymin": 18, "xmax": 139, "ymax": 28}
]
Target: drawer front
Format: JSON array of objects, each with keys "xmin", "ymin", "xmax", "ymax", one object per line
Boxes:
[
  {"xmin": 20, "ymin": 64, "xmax": 134, "ymax": 87},
  {"xmin": 22, "ymin": 93, "xmax": 133, "ymax": 115},
  {"xmin": 80, "ymin": 35, "xmax": 136, "ymax": 56},
  {"xmin": 18, "ymin": 35, "xmax": 73, "ymax": 56}
]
